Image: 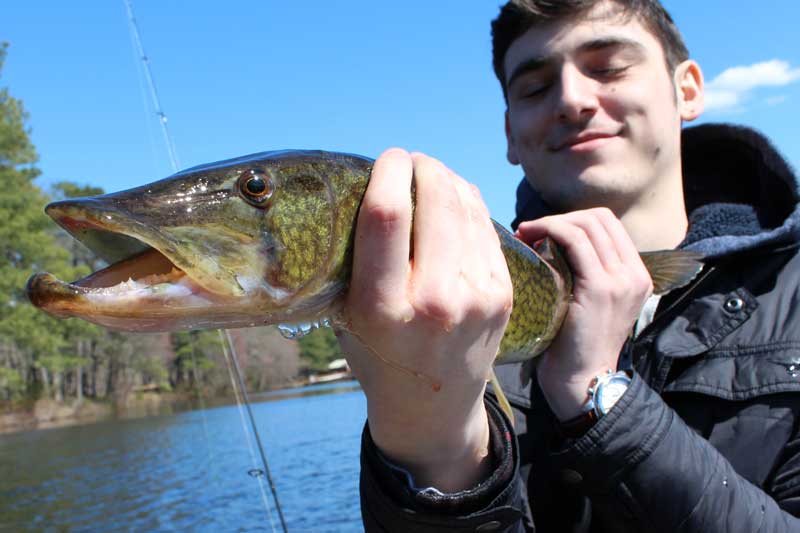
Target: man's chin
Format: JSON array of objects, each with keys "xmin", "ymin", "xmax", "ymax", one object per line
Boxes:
[{"xmin": 533, "ymin": 169, "xmax": 639, "ymax": 211}]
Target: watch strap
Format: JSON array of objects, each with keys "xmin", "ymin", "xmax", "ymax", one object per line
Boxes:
[
  {"xmin": 559, "ymin": 408, "xmax": 598, "ymax": 438},
  {"xmin": 557, "ymin": 369, "xmax": 631, "ymax": 439}
]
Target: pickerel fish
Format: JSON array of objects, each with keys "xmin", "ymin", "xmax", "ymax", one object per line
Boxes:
[{"xmin": 26, "ymin": 150, "xmax": 703, "ymax": 417}]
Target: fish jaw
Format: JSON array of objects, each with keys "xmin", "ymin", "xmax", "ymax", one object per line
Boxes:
[
  {"xmin": 42, "ymin": 197, "xmax": 254, "ymax": 298},
  {"xmin": 25, "ymin": 192, "xmax": 339, "ymax": 332},
  {"xmin": 25, "ymin": 246, "xmax": 347, "ymax": 332},
  {"xmin": 26, "ymin": 267, "xmax": 234, "ymax": 332}
]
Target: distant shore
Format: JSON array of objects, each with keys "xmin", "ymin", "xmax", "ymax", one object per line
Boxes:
[
  {"xmin": 0, "ymin": 392, "xmax": 185, "ymax": 435},
  {"xmin": 0, "ymin": 373, "xmax": 356, "ymax": 435}
]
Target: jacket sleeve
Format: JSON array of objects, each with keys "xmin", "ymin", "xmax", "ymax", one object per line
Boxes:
[
  {"xmin": 359, "ymin": 395, "xmax": 531, "ymax": 532},
  {"xmin": 544, "ymin": 371, "xmax": 800, "ymax": 532}
]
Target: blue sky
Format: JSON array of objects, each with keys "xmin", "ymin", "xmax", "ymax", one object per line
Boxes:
[{"xmin": 4, "ymin": 1, "xmax": 800, "ymax": 227}]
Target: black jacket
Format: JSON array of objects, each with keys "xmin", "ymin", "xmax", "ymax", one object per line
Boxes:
[{"xmin": 359, "ymin": 124, "xmax": 800, "ymax": 532}]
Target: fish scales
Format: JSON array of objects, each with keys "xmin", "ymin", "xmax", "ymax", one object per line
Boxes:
[
  {"xmin": 268, "ymin": 172, "xmax": 334, "ymax": 291},
  {"xmin": 494, "ymin": 224, "xmax": 571, "ymax": 363}
]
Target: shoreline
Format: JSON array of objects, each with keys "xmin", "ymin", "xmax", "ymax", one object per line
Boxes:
[
  {"xmin": 0, "ymin": 392, "xmax": 191, "ymax": 435},
  {"xmin": 0, "ymin": 376, "xmax": 359, "ymax": 435}
]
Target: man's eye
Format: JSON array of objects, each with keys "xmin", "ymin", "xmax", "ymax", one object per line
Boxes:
[
  {"xmin": 592, "ymin": 65, "xmax": 630, "ymax": 77},
  {"xmin": 525, "ymin": 86, "xmax": 548, "ymax": 98},
  {"xmin": 517, "ymin": 83, "xmax": 550, "ymax": 99}
]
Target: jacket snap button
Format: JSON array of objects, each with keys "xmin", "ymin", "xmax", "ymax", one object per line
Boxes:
[
  {"xmin": 724, "ymin": 297, "xmax": 744, "ymax": 313},
  {"xmin": 560, "ymin": 469, "xmax": 583, "ymax": 485},
  {"xmin": 475, "ymin": 520, "xmax": 502, "ymax": 531}
]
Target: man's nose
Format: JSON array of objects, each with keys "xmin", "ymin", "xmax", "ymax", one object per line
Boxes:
[{"xmin": 555, "ymin": 64, "xmax": 599, "ymax": 123}]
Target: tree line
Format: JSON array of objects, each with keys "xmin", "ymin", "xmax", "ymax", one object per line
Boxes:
[{"xmin": 0, "ymin": 43, "xmax": 342, "ymax": 408}]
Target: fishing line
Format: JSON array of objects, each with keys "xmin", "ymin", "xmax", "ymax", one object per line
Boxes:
[
  {"xmin": 188, "ymin": 340, "xmax": 215, "ymax": 478},
  {"xmin": 123, "ymin": 6, "xmax": 160, "ymax": 179},
  {"xmin": 219, "ymin": 330, "xmax": 288, "ymax": 533},
  {"xmin": 122, "ymin": 0, "xmax": 181, "ymax": 172},
  {"xmin": 218, "ymin": 331, "xmax": 278, "ymax": 533}
]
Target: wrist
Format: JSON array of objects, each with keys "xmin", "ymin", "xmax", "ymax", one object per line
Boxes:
[
  {"xmin": 537, "ymin": 361, "xmax": 614, "ymax": 421},
  {"xmin": 559, "ymin": 370, "xmax": 632, "ymax": 437},
  {"xmin": 368, "ymin": 398, "xmax": 491, "ymax": 492}
]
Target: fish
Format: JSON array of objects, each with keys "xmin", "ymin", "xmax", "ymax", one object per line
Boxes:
[{"xmin": 26, "ymin": 150, "xmax": 703, "ymax": 411}]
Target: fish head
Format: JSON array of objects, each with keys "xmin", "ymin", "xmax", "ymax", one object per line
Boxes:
[{"xmin": 26, "ymin": 150, "xmax": 372, "ymax": 332}]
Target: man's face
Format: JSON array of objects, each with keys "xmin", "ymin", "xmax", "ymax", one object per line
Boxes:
[{"xmin": 503, "ymin": 2, "xmax": 694, "ymax": 212}]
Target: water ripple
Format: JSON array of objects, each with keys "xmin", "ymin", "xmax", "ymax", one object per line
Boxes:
[{"xmin": 1, "ymin": 388, "xmax": 367, "ymax": 531}]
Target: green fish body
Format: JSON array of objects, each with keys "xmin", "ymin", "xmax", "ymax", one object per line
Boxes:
[{"xmin": 26, "ymin": 150, "xmax": 703, "ymax": 365}]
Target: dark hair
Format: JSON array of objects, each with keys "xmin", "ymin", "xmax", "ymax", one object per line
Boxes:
[{"xmin": 491, "ymin": 0, "xmax": 689, "ymax": 97}]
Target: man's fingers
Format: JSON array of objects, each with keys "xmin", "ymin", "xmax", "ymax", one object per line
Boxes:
[
  {"xmin": 410, "ymin": 153, "xmax": 463, "ymax": 320},
  {"xmin": 467, "ymin": 185, "xmax": 512, "ymax": 299},
  {"xmin": 518, "ymin": 215, "xmax": 605, "ymax": 282},
  {"xmin": 351, "ymin": 149, "xmax": 512, "ymax": 330},
  {"xmin": 593, "ymin": 208, "xmax": 647, "ymax": 267},
  {"xmin": 519, "ymin": 209, "xmax": 625, "ymax": 272},
  {"xmin": 351, "ymin": 148, "xmax": 414, "ymax": 314}
]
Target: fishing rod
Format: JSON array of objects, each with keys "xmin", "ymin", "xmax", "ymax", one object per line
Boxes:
[
  {"xmin": 220, "ymin": 330, "xmax": 288, "ymax": 532},
  {"xmin": 122, "ymin": 2, "xmax": 288, "ymax": 531},
  {"xmin": 122, "ymin": 0, "xmax": 180, "ymax": 172}
]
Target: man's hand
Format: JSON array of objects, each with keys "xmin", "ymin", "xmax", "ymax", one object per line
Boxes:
[
  {"xmin": 517, "ymin": 209, "xmax": 652, "ymax": 421},
  {"xmin": 337, "ymin": 148, "xmax": 513, "ymax": 492}
]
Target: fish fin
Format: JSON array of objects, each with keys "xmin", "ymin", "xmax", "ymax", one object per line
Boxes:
[
  {"xmin": 640, "ymin": 250, "xmax": 705, "ymax": 295},
  {"xmin": 489, "ymin": 367, "xmax": 515, "ymax": 428}
]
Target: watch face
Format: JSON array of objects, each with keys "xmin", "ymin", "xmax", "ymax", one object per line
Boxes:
[{"xmin": 597, "ymin": 378, "xmax": 629, "ymax": 414}]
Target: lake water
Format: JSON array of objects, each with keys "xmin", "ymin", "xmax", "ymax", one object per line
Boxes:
[{"xmin": 0, "ymin": 381, "xmax": 367, "ymax": 532}]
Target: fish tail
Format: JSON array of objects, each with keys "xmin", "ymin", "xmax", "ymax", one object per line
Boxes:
[
  {"xmin": 640, "ymin": 250, "xmax": 705, "ymax": 295},
  {"xmin": 489, "ymin": 367, "xmax": 515, "ymax": 428}
]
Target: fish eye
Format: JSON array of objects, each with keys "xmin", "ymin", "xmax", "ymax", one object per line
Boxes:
[{"xmin": 238, "ymin": 169, "xmax": 274, "ymax": 207}]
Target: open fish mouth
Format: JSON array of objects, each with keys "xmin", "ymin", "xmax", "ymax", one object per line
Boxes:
[
  {"xmin": 25, "ymin": 201, "xmax": 245, "ymax": 332},
  {"xmin": 27, "ymin": 247, "xmax": 206, "ymax": 312}
]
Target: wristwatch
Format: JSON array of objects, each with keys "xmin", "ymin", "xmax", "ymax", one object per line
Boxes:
[{"xmin": 559, "ymin": 369, "xmax": 632, "ymax": 438}]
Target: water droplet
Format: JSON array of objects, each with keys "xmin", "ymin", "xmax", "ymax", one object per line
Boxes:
[
  {"xmin": 277, "ymin": 322, "xmax": 319, "ymax": 339},
  {"xmin": 248, "ymin": 468, "xmax": 265, "ymax": 478},
  {"xmin": 277, "ymin": 324, "xmax": 301, "ymax": 339},
  {"xmin": 722, "ymin": 477, "xmax": 728, "ymax": 487},
  {"xmin": 320, "ymin": 317, "xmax": 332, "ymax": 328}
]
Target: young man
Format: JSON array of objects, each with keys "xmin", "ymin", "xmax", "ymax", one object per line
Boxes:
[{"xmin": 340, "ymin": 1, "xmax": 800, "ymax": 530}]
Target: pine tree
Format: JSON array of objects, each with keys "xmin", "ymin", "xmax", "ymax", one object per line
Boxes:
[
  {"xmin": 0, "ymin": 43, "xmax": 90, "ymax": 401},
  {"xmin": 297, "ymin": 328, "xmax": 343, "ymax": 373}
]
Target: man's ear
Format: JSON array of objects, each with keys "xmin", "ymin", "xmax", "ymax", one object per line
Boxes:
[
  {"xmin": 675, "ymin": 59, "xmax": 704, "ymax": 122},
  {"xmin": 505, "ymin": 110, "xmax": 520, "ymax": 165}
]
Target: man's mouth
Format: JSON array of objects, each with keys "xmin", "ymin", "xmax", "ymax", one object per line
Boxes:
[{"xmin": 550, "ymin": 131, "xmax": 619, "ymax": 152}]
